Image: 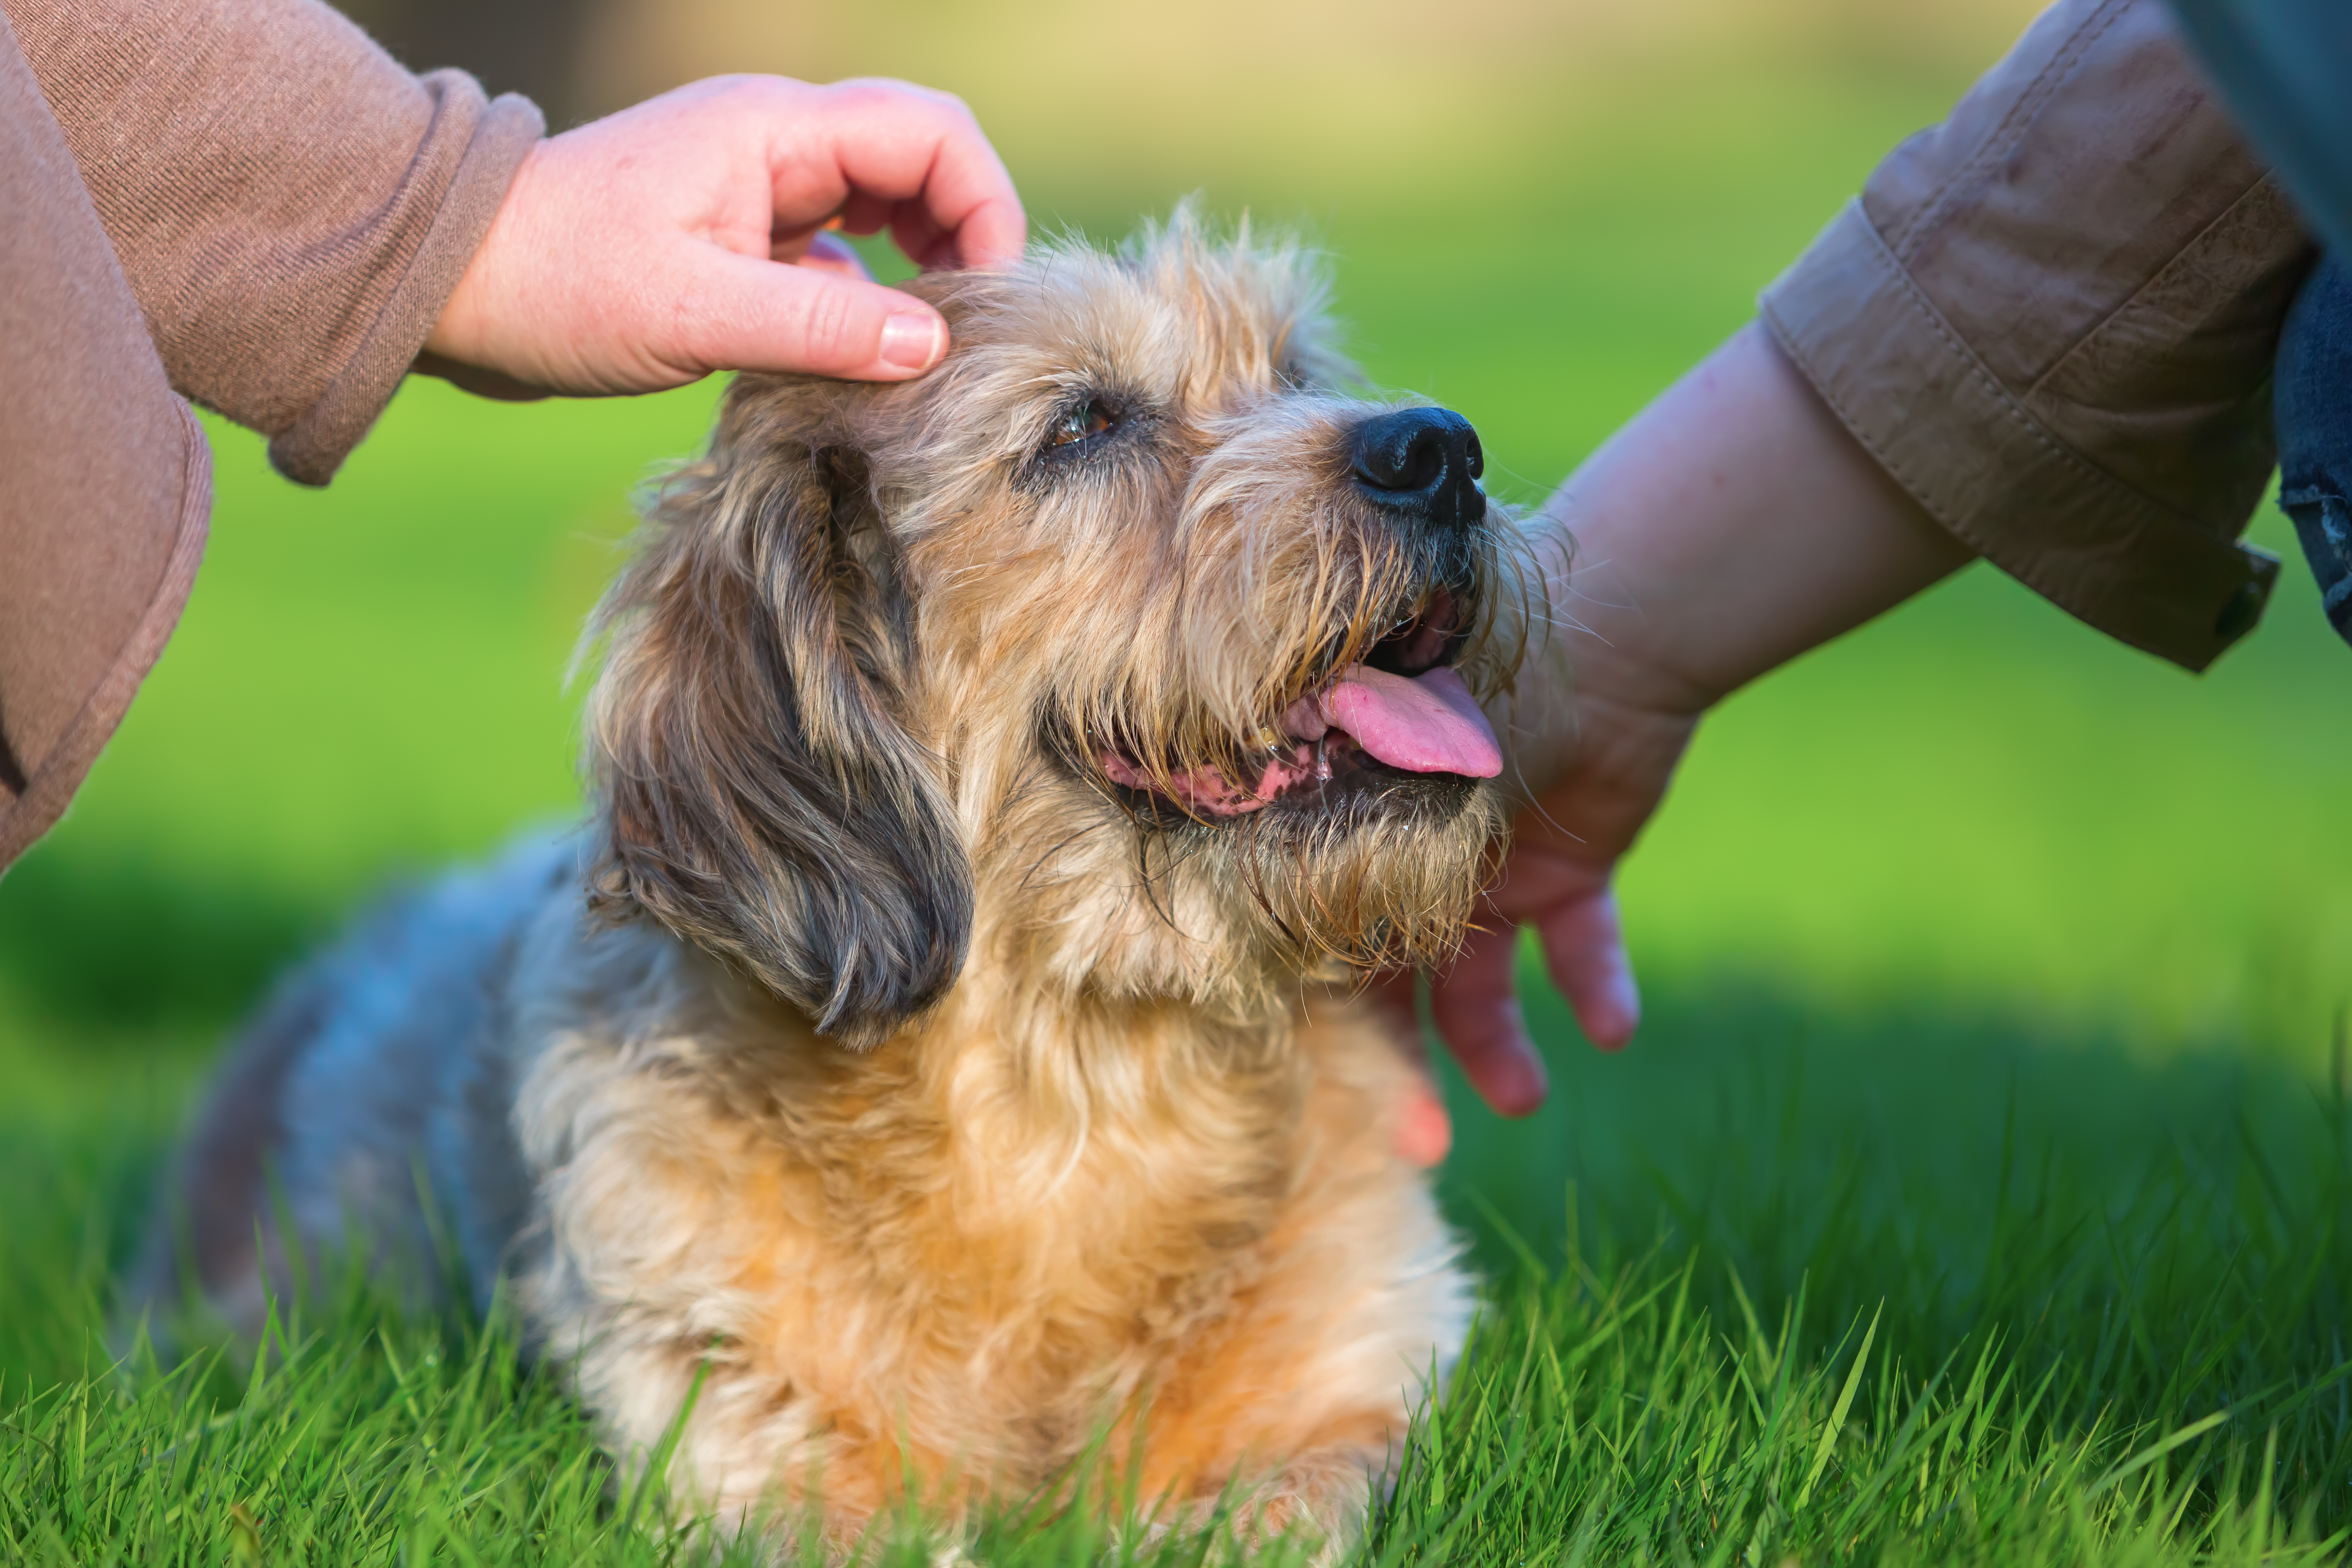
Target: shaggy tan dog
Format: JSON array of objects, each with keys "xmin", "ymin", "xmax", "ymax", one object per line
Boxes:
[{"xmin": 136, "ymin": 211, "xmax": 1552, "ymax": 1550}]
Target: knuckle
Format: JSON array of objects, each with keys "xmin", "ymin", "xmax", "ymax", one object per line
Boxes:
[
  {"xmin": 916, "ymin": 87, "xmax": 979, "ymax": 138},
  {"xmin": 825, "ymin": 78, "xmax": 897, "ymax": 115},
  {"xmin": 825, "ymin": 76, "xmax": 966, "ymax": 127},
  {"xmin": 737, "ymin": 73, "xmax": 796, "ymax": 109},
  {"xmin": 695, "ymin": 72, "xmax": 759, "ymax": 105},
  {"xmin": 705, "ymin": 73, "xmax": 799, "ymax": 122}
]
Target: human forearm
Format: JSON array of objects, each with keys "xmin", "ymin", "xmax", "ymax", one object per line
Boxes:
[
  {"xmin": 1529, "ymin": 321, "xmax": 1972, "ymax": 774},
  {"xmin": 6, "ymin": 0, "xmax": 539, "ymax": 483},
  {"xmin": 1437, "ymin": 0, "xmax": 2308, "ymax": 1115}
]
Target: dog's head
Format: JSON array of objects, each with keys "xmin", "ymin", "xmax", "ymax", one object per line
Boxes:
[{"xmin": 585, "ymin": 211, "xmax": 1545, "ymax": 1045}]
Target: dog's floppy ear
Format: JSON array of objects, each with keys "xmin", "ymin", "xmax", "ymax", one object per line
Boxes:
[{"xmin": 585, "ymin": 397, "xmax": 971, "ymax": 1047}]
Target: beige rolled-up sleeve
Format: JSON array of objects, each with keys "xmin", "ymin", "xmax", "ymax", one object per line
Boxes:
[
  {"xmin": 4, "ymin": 0, "xmax": 543, "ymax": 485},
  {"xmin": 1759, "ymin": 0, "xmax": 2315, "ymax": 671}
]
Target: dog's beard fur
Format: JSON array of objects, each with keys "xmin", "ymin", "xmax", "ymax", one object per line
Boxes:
[
  {"xmin": 987, "ymin": 775, "xmax": 1509, "ymax": 1019},
  {"xmin": 585, "ymin": 205, "xmax": 1544, "ymax": 1042}
]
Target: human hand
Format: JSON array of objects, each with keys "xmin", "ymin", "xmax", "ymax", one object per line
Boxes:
[
  {"xmin": 1419, "ymin": 323, "xmax": 1975, "ymax": 1118},
  {"xmin": 423, "ymin": 76, "xmax": 1027, "ymax": 396},
  {"xmin": 1423, "ymin": 654, "xmax": 1699, "ymax": 1116},
  {"xmin": 1369, "ymin": 601, "xmax": 1691, "ymax": 1125}
]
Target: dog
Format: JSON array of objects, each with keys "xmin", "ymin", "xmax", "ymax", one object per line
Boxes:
[{"xmin": 134, "ymin": 209, "xmax": 1552, "ymax": 1551}]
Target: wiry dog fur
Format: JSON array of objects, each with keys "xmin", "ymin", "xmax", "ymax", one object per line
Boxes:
[{"xmin": 134, "ymin": 210, "xmax": 1553, "ymax": 1552}]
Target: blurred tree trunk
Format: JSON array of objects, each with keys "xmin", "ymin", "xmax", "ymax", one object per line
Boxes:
[{"xmin": 331, "ymin": 0, "xmax": 599, "ymax": 128}]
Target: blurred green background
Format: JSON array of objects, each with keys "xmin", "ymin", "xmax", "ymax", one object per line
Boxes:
[{"xmin": 8, "ymin": 0, "xmax": 2352, "ymax": 1359}]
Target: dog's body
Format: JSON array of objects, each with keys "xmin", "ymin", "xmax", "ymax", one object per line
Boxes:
[{"xmin": 139, "ymin": 214, "xmax": 1549, "ymax": 1547}]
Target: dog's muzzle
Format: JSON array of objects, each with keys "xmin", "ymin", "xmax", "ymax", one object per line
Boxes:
[{"xmin": 1096, "ymin": 579, "xmax": 1502, "ymax": 822}]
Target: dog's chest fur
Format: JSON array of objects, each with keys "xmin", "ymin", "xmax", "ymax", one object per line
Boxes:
[{"xmin": 490, "ymin": 889, "xmax": 1466, "ymax": 1524}]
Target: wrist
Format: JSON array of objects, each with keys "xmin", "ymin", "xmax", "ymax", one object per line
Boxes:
[{"xmin": 422, "ymin": 140, "xmax": 543, "ymax": 375}]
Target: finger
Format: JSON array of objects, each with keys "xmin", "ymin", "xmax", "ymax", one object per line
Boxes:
[
  {"xmin": 888, "ymin": 203, "xmax": 956, "ymax": 271},
  {"xmin": 1534, "ymin": 890, "xmax": 1641, "ymax": 1051},
  {"xmin": 1394, "ymin": 1073, "xmax": 1453, "ymax": 1169},
  {"xmin": 776, "ymin": 80, "xmax": 1027, "ymax": 270},
  {"xmin": 1428, "ymin": 922, "xmax": 1550, "ymax": 1116},
  {"xmin": 676, "ymin": 250, "xmax": 947, "ymax": 379},
  {"xmin": 835, "ymin": 190, "xmax": 895, "ymax": 237},
  {"xmin": 1361, "ymin": 971, "xmax": 1451, "ymax": 1166}
]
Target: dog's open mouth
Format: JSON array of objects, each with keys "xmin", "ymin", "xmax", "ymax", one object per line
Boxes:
[{"xmin": 1099, "ymin": 590, "xmax": 1503, "ymax": 820}]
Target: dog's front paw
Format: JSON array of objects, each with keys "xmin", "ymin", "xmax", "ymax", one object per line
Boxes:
[{"xmin": 1195, "ymin": 1446, "xmax": 1394, "ymax": 1566}]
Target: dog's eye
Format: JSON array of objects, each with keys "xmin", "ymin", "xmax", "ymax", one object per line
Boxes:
[{"xmin": 1050, "ymin": 399, "xmax": 1116, "ymax": 448}]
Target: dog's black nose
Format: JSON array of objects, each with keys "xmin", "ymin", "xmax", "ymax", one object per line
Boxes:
[{"xmin": 1349, "ymin": 407, "xmax": 1486, "ymax": 532}]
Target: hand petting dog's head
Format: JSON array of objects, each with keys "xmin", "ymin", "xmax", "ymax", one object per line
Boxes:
[{"xmin": 586, "ymin": 207, "xmax": 1539, "ymax": 1044}]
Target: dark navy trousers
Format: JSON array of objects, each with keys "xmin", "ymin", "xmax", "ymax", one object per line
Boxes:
[{"xmin": 2276, "ymin": 256, "xmax": 2352, "ymax": 645}]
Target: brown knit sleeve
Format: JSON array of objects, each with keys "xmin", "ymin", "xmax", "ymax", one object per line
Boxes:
[
  {"xmin": 1758, "ymin": 0, "xmax": 2314, "ymax": 672},
  {"xmin": 3, "ymin": 0, "xmax": 543, "ymax": 485}
]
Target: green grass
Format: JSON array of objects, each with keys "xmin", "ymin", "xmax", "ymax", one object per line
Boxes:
[
  {"xmin": 7, "ymin": 23, "xmax": 2352, "ymax": 1565},
  {"xmin": 10, "ymin": 994, "xmax": 2352, "ymax": 1564}
]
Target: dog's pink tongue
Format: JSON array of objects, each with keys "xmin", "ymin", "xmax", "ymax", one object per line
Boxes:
[{"xmin": 1321, "ymin": 666, "xmax": 1501, "ymax": 777}]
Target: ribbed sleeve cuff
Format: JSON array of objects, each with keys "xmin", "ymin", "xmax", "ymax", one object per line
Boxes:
[
  {"xmin": 269, "ymin": 75, "xmax": 541, "ymax": 486},
  {"xmin": 1759, "ymin": 199, "xmax": 2279, "ymax": 673}
]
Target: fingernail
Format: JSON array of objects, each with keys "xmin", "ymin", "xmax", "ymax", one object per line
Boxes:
[{"xmin": 880, "ymin": 311, "xmax": 945, "ymax": 370}]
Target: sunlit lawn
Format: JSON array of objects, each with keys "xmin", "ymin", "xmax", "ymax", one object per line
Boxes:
[{"xmin": 5, "ymin": 33, "xmax": 2352, "ymax": 1565}]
